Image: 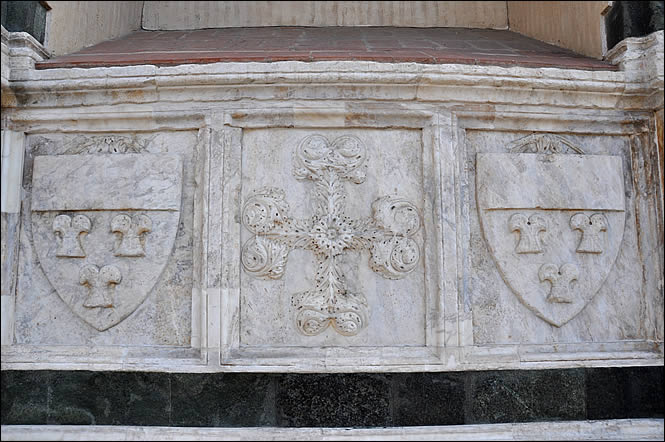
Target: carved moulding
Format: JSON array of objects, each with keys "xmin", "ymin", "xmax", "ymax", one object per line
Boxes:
[
  {"xmin": 240, "ymin": 134, "xmax": 422, "ymax": 337},
  {"xmin": 476, "ymin": 134, "xmax": 625, "ymax": 327},
  {"xmin": 31, "ymin": 153, "xmax": 182, "ymax": 331},
  {"xmin": 31, "ymin": 134, "xmax": 152, "ymax": 156}
]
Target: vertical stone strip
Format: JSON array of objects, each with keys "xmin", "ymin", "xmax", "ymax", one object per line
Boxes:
[
  {"xmin": 1, "ymin": 130, "xmax": 25, "ymax": 345},
  {"xmin": 434, "ymin": 112, "xmax": 464, "ymax": 349},
  {"xmin": 191, "ymin": 127, "xmax": 210, "ymax": 351},
  {"xmin": 218, "ymin": 124, "xmax": 242, "ymax": 364}
]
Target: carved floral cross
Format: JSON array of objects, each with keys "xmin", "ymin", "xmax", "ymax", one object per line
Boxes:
[{"xmin": 241, "ymin": 134, "xmax": 422, "ymax": 336}]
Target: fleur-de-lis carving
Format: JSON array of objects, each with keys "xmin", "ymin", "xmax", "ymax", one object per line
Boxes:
[
  {"xmin": 570, "ymin": 213, "xmax": 607, "ymax": 254},
  {"xmin": 79, "ymin": 264, "xmax": 122, "ymax": 308},
  {"xmin": 52, "ymin": 214, "xmax": 91, "ymax": 257},
  {"xmin": 509, "ymin": 213, "xmax": 547, "ymax": 254},
  {"xmin": 110, "ymin": 214, "xmax": 152, "ymax": 257},
  {"xmin": 538, "ymin": 263, "xmax": 579, "ymax": 304}
]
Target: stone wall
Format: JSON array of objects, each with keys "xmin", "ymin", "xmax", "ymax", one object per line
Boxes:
[
  {"xmin": 141, "ymin": 1, "xmax": 509, "ymax": 29},
  {"xmin": 507, "ymin": 1, "xmax": 610, "ymax": 58},
  {"xmin": 45, "ymin": 1, "xmax": 143, "ymax": 56}
]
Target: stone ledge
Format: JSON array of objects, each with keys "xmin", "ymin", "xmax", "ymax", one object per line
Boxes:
[
  {"xmin": 2, "ymin": 419, "xmax": 664, "ymax": 441},
  {"xmin": 0, "ymin": 60, "xmax": 638, "ymax": 111}
]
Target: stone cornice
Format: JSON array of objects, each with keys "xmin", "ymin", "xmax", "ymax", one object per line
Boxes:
[
  {"xmin": 1, "ymin": 60, "xmax": 643, "ymax": 111},
  {"xmin": 2, "ymin": 26, "xmax": 50, "ymax": 102},
  {"xmin": 1, "ymin": 28, "xmax": 662, "ymax": 111},
  {"xmin": 606, "ymin": 30, "xmax": 664, "ymax": 110},
  {"xmin": 0, "ymin": 27, "xmax": 662, "ymax": 111},
  {"xmin": 1, "ymin": 26, "xmax": 51, "ymax": 65}
]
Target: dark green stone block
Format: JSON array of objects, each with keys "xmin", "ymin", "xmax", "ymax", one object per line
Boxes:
[
  {"xmin": 1, "ymin": 1, "xmax": 48, "ymax": 43},
  {"xmin": 1, "ymin": 370, "xmax": 49, "ymax": 425},
  {"xmin": 625, "ymin": 366, "xmax": 664, "ymax": 417},
  {"xmin": 586, "ymin": 366, "xmax": 664, "ymax": 419},
  {"xmin": 170, "ymin": 373, "xmax": 276, "ymax": 427},
  {"xmin": 277, "ymin": 373, "xmax": 392, "ymax": 427},
  {"xmin": 47, "ymin": 371, "xmax": 170, "ymax": 425},
  {"xmin": 467, "ymin": 369, "xmax": 586, "ymax": 424},
  {"xmin": 392, "ymin": 372, "xmax": 465, "ymax": 426},
  {"xmin": 605, "ymin": 1, "xmax": 665, "ymax": 50}
]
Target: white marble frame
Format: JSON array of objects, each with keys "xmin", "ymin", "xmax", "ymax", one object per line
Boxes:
[{"xmin": 211, "ymin": 107, "xmax": 454, "ymax": 369}]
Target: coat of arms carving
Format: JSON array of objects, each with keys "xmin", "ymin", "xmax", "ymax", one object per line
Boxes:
[
  {"xmin": 31, "ymin": 152, "xmax": 182, "ymax": 331},
  {"xmin": 476, "ymin": 134, "xmax": 625, "ymax": 327}
]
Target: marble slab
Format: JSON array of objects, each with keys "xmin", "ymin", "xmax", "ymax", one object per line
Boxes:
[
  {"xmin": 476, "ymin": 153, "xmax": 624, "ymax": 211},
  {"xmin": 238, "ymin": 128, "xmax": 427, "ymax": 348},
  {"xmin": 32, "ymin": 153, "xmax": 182, "ymax": 211},
  {"xmin": 3, "ymin": 419, "xmax": 663, "ymax": 441},
  {"xmin": 465, "ymin": 130, "xmax": 654, "ymax": 344},
  {"xmin": 11, "ymin": 132, "xmax": 198, "ymax": 348}
]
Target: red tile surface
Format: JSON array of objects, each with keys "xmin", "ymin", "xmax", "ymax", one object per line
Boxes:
[{"xmin": 36, "ymin": 27, "xmax": 618, "ymax": 70}]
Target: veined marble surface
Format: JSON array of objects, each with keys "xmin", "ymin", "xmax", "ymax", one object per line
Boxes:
[
  {"xmin": 12, "ymin": 132, "xmax": 197, "ymax": 347},
  {"xmin": 1, "ymin": 30, "xmax": 662, "ymax": 371},
  {"xmin": 239, "ymin": 128, "xmax": 426, "ymax": 348},
  {"xmin": 466, "ymin": 131, "xmax": 654, "ymax": 345}
]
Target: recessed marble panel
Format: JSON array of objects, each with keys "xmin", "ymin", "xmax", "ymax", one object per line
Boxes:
[
  {"xmin": 238, "ymin": 128, "xmax": 427, "ymax": 348},
  {"xmin": 466, "ymin": 131, "xmax": 647, "ymax": 345},
  {"xmin": 13, "ymin": 132, "xmax": 197, "ymax": 346}
]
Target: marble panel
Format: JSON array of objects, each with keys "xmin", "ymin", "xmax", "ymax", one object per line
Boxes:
[
  {"xmin": 465, "ymin": 130, "xmax": 649, "ymax": 344},
  {"xmin": 13, "ymin": 132, "xmax": 198, "ymax": 346},
  {"xmin": 237, "ymin": 128, "xmax": 429, "ymax": 348}
]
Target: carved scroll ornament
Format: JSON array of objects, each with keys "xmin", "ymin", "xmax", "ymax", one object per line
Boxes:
[{"xmin": 241, "ymin": 134, "xmax": 422, "ymax": 337}]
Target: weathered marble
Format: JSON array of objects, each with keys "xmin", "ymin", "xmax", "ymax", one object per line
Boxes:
[
  {"xmin": 1, "ymin": 130, "xmax": 25, "ymax": 346},
  {"xmin": 476, "ymin": 153, "xmax": 624, "ymax": 211},
  {"xmin": 32, "ymin": 153, "xmax": 182, "ymax": 211},
  {"xmin": 1, "ymin": 130, "xmax": 25, "ymax": 214},
  {"xmin": 1, "ymin": 419, "xmax": 664, "ymax": 441},
  {"xmin": 31, "ymin": 210, "xmax": 179, "ymax": 331},
  {"xmin": 466, "ymin": 131, "xmax": 650, "ymax": 345},
  {"xmin": 238, "ymin": 128, "xmax": 428, "ymax": 348},
  {"xmin": 0, "ymin": 28, "xmax": 662, "ymax": 372},
  {"xmin": 476, "ymin": 151, "xmax": 625, "ymax": 326},
  {"xmin": 12, "ymin": 132, "xmax": 197, "ymax": 347}
]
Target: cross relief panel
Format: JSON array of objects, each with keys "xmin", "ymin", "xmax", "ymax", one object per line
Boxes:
[
  {"xmin": 238, "ymin": 128, "xmax": 430, "ymax": 349},
  {"xmin": 241, "ymin": 133, "xmax": 423, "ymax": 338},
  {"xmin": 208, "ymin": 110, "xmax": 452, "ymax": 368}
]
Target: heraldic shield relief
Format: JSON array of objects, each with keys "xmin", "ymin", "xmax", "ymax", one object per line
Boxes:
[
  {"xmin": 31, "ymin": 153, "xmax": 183, "ymax": 331},
  {"xmin": 476, "ymin": 134, "xmax": 625, "ymax": 327}
]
